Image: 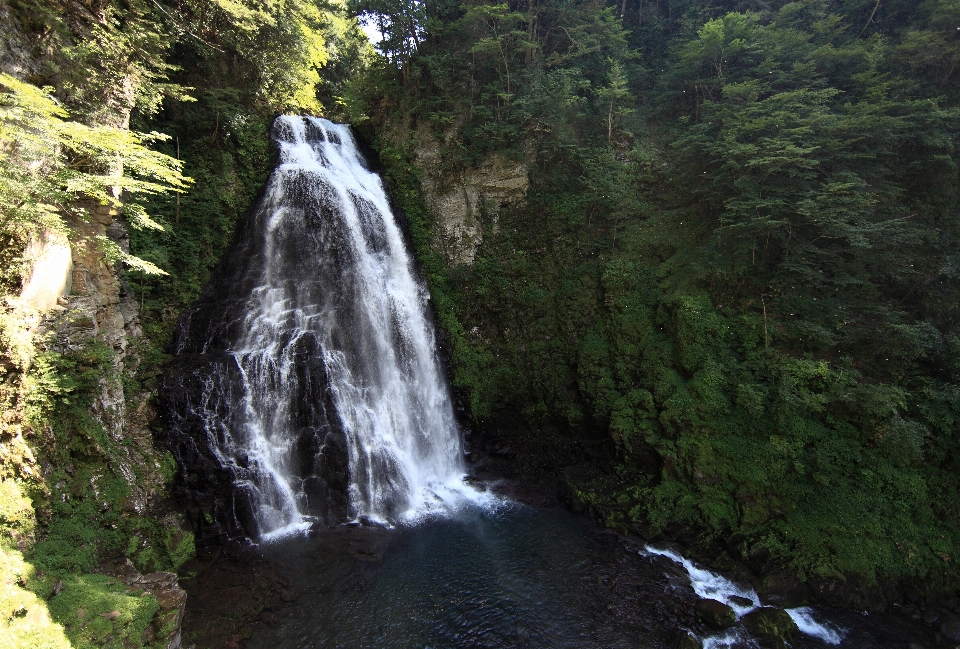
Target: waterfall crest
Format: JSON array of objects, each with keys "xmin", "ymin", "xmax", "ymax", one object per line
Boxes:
[{"xmin": 165, "ymin": 116, "xmax": 482, "ymax": 542}]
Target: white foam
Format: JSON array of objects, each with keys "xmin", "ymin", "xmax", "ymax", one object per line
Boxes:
[
  {"xmin": 644, "ymin": 546, "xmax": 849, "ymax": 645},
  {"xmin": 786, "ymin": 607, "xmax": 846, "ymax": 645},
  {"xmin": 258, "ymin": 519, "xmax": 314, "ymax": 543},
  {"xmin": 701, "ymin": 627, "xmax": 745, "ymax": 649},
  {"xmin": 398, "ymin": 476, "xmax": 505, "ymax": 524},
  {"xmin": 642, "ymin": 546, "xmax": 760, "ymax": 617}
]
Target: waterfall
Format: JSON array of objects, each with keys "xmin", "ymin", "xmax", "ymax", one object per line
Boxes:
[{"xmin": 165, "ymin": 116, "xmax": 482, "ymax": 542}]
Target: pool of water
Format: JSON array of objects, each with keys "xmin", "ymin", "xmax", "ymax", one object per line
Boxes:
[{"xmin": 238, "ymin": 503, "xmax": 934, "ymax": 649}]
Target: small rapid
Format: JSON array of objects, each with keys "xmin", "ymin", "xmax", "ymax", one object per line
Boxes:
[{"xmin": 643, "ymin": 545, "xmax": 846, "ymax": 647}]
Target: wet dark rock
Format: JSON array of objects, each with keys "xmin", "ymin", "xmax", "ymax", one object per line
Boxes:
[
  {"xmin": 161, "ymin": 188, "xmax": 354, "ymax": 547},
  {"xmin": 741, "ymin": 607, "xmax": 799, "ymax": 649},
  {"xmin": 485, "ymin": 477, "xmax": 561, "ymax": 508},
  {"xmin": 489, "ymin": 444, "xmax": 512, "ymax": 457},
  {"xmin": 922, "ymin": 607, "xmax": 941, "ymax": 625},
  {"xmin": 694, "ymin": 598, "xmax": 736, "ymax": 629},
  {"xmin": 758, "ymin": 571, "xmax": 810, "ymax": 608},
  {"xmin": 807, "ymin": 574, "xmax": 897, "ymax": 612},
  {"xmin": 940, "ymin": 611, "xmax": 960, "ymax": 641},
  {"xmin": 674, "ymin": 630, "xmax": 702, "ymax": 649},
  {"xmin": 729, "ymin": 595, "xmax": 753, "ymax": 607}
]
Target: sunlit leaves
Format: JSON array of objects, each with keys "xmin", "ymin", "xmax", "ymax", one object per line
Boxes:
[{"xmin": 0, "ymin": 74, "xmax": 191, "ymax": 275}]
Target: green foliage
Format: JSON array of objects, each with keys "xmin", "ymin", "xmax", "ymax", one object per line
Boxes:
[
  {"xmin": 0, "ymin": 480, "xmax": 35, "ymax": 551},
  {"xmin": 15, "ymin": 338, "xmax": 192, "ymax": 580},
  {"xmin": 0, "ymin": 547, "xmax": 71, "ymax": 649},
  {"xmin": 129, "ymin": 94, "xmax": 275, "ymax": 350},
  {"xmin": 362, "ymin": 0, "xmax": 960, "ymax": 592},
  {"xmin": 169, "ymin": 0, "xmax": 370, "ymax": 112},
  {"xmin": 45, "ymin": 573, "xmax": 160, "ymax": 649},
  {"xmin": 0, "ymin": 73, "xmax": 190, "ymax": 276}
]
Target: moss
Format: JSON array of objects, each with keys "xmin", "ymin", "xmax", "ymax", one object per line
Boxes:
[
  {"xmin": 45, "ymin": 573, "xmax": 160, "ymax": 649},
  {"xmin": 167, "ymin": 532, "xmax": 195, "ymax": 573},
  {"xmin": 0, "ymin": 480, "xmax": 35, "ymax": 551},
  {"xmin": 0, "ymin": 546, "xmax": 71, "ymax": 649}
]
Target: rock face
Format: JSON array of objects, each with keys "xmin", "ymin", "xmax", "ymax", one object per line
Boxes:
[
  {"xmin": 694, "ymin": 598, "xmax": 737, "ymax": 629},
  {"xmin": 161, "ymin": 167, "xmax": 351, "ymax": 547},
  {"xmin": 21, "ymin": 195, "xmax": 191, "ymax": 649},
  {"xmin": 741, "ymin": 607, "xmax": 799, "ymax": 649},
  {"xmin": 0, "ymin": 0, "xmax": 39, "ymax": 78},
  {"xmin": 941, "ymin": 611, "xmax": 960, "ymax": 642},
  {"xmin": 102, "ymin": 558, "xmax": 187, "ymax": 649},
  {"xmin": 34, "ymin": 203, "xmax": 168, "ymax": 514},
  {"xmin": 19, "ymin": 229, "xmax": 73, "ymax": 313},
  {"xmin": 407, "ymin": 126, "xmax": 528, "ymax": 266},
  {"xmin": 757, "ymin": 572, "xmax": 810, "ymax": 608}
]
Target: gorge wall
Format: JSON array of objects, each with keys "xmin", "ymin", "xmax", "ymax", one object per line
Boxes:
[{"xmin": 407, "ymin": 126, "xmax": 529, "ymax": 266}]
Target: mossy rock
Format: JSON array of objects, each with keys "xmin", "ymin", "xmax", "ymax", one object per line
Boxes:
[
  {"xmin": 741, "ymin": 607, "xmax": 799, "ymax": 649},
  {"xmin": 46, "ymin": 573, "xmax": 160, "ymax": 649},
  {"xmin": 0, "ymin": 480, "xmax": 35, "ymax": 551},
  {"xmin": 695, "ymin": 598, "xmax": 737, "ymax": 629},
  {"xmin": 674, "ymin": 630, "xmax": 703, "ymax": 649}
]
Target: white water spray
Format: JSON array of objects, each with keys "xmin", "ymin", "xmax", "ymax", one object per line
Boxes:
[{"xmin": 786, "ymin": 607, "xmax": 845, "ymax": 645}]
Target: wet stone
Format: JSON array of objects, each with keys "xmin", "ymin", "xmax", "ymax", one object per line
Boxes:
[
  {"xmin": 729, "ymin": 595, "xmax": 753, "ymax": 608},
  {"xmin": 674, "ymin": 630, "xmax": 702, "ymax": 649},
  {"xmin": 941, "ymin": 611, "xmax": 960, "ymax": 642},
  {"xmin": 695, "ymin": 598, "xmax": 737, "ymax": 629},
  {"xmin": 741, "ymin": 607, "xmax": 799, "ymax": 649}
]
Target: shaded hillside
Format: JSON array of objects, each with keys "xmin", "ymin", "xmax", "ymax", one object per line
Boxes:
[{"xmin": 350, "ymin": 0, "xmax": 960, "ymax": 599}]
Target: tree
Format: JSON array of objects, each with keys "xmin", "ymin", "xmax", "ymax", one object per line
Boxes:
[{"xmin": 0, "ymin": 74, "xmax": 191, "ymax": 276}]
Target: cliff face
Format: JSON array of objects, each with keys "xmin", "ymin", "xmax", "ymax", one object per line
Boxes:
[
  {"xmin": 3, "ymin": 190, "xmax": 188, "ymax": 649},
  {"xmin": 0, "ymin": 8, "xmax": 190, "ymax": 643},
  {"xmin": 402, "ymin": 126, "xmax": 529, "ymax": 266},
  {"xmin": 42, "ymin": 203, "xmax": 168, "ymax": 513}
]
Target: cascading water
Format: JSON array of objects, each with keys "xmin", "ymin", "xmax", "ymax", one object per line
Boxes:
[
  {"xmin": 642, "ymin": 546, "xmax": 846, "ymax": 648},
  {"xmin": 164, "ymin": 116, "xmax": 483, "ymax": 542}
]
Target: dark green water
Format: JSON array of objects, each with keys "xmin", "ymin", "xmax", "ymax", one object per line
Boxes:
[{"xmin": 244, "ymin": 503, "xmax": 935, "ymax": 649}]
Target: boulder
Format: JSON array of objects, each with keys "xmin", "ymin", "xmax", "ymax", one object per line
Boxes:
[
  {"xmin": 102, "ymin": 558, "xmax": 187, "ymax": 649},
  {"xmin": 741, "ymin": 607, "xmax": 799, "ymax": 649},
  {"xmin": 695, "ymin": 598, "xmax": 737, "ymax": 629},
  {"xmin": 674, "ymin": 630, "xmax": 702, "ymax": 649},
  {"xmin": 758, "ymin": 572, "xmax": 810, "ymax": 608}
]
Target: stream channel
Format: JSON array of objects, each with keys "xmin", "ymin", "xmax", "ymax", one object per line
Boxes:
[{"xmin": 187, "ymin": 499, "xmax": 936, "ymax": 649}]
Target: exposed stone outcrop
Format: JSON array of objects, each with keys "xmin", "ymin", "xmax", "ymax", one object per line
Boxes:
[
  {"xmin": 1, "ymin": 7, "xmax": 191, "ymax": 648},
  {"xmin": 0, "ymin": 0, "xmax": 39, "ymax": 78},
  {"xmin": 740, "ymin": 607, "xmax": 798, "ymax": 649},
  {"xmin": 694, "ymin": 598, "xmax": 736, "ymax": 629},
  {"xmin": 102, "ymin": 557, "xmax": 188, "ymax": 649},
  {"xmin": 406, "ymin": 125, "xmax": 529, "ymax": 266},
  {"xmin": 19, "ymin": 230, "xmax": 73, "ymax": 314},
  {"xmin": 32, "ymin": 202, "xmax": 166, "ymax": 514}
]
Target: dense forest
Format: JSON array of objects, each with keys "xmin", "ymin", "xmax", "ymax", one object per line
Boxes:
[
  {"xmin": 1, "ymin": 0, "xmax": 959, "ymax": 645},
  {"xmin": 343, "ymin": 0, "xmax": 960, "ymax": 599}
]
